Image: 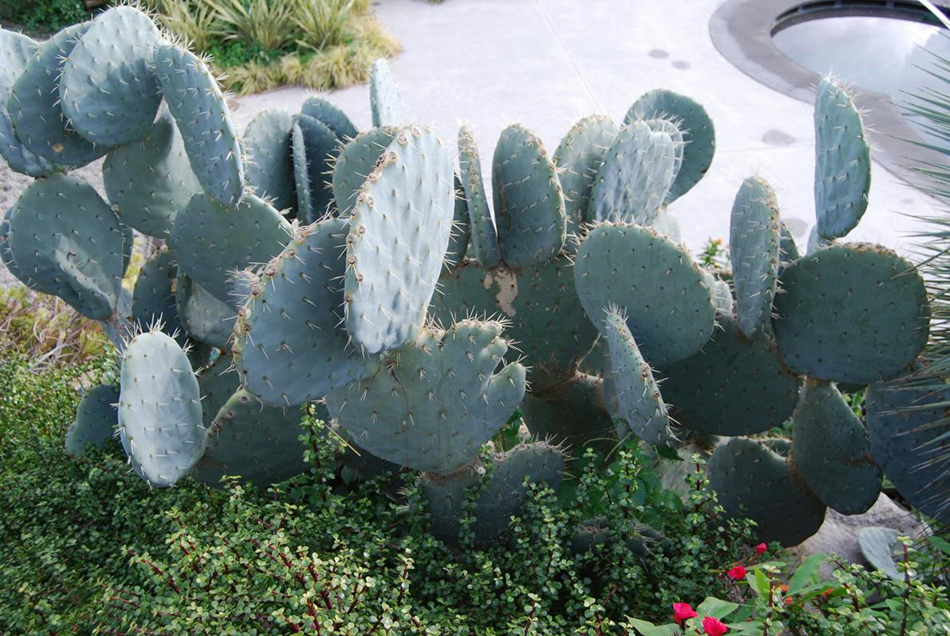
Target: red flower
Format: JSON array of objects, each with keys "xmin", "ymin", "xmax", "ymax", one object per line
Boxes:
[
  {"xmin": 727, "ymin": 565, "xmax": 747, "ymax": 580},
  {"xmin": 702, "ymin": 616, "xmax": 729, "ymax": 636},
  {"xmin": 755, "ymin": 543, "xmax": 768, "ymax": 555},
  {"xmin": 672, "ymin": 602, "xmax": 697, "ymax": 625}
]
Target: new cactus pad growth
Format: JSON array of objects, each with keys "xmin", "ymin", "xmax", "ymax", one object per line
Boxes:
[{"xmin": 0, "ymin": 9, "xmax": 939, "ymax": 548}]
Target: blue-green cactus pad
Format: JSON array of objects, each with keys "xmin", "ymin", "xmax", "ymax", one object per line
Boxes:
[
  {"xmin": 243, "ymin": 109, "xmax": 296, "ymax": 215},
  {"xmin": 292, "ymin": 113, "xmax": 338, "ymax": 222},
  {"xmin": 773, "ymin": 243, "xmax": 929, "ymax": 385},
  {"xmin": 175, "ymin": 274, "xmax": 234, "ymax": 350},
  {"xmin": 118, "ymin": 330, "xmax": 205, "ymax": 487},
  {"xmin": 194, "ymin": 389, "xmax": 309, "ymax": 488},
  {"xmin": 491, "ymin": 124, "xmax": 566, "ymax": 267},
  {"xmin": 625, "ymin": 89, "xmax": 715, "ymax": 204},
  {"xmin": 326, "ymin": 319, "xmax": 527, "ymax": 474},
  {"xmin": 520, "ymin": 372, "xmax": 615, "ymax": 454},
  {"xmin": 301, "ymin": 96, "xmax": 358, "ymax": 141},
  {"xmin": 588, "ymin": 121, "xmax": 675, "ymax": 225},
  {"xmin": 730, "ymin": 176, "xmax": 781, "ymax": 339},
  {"xmin": 8, "ymin": 23, "xmax": 107, "ymax": 168},
  {"xmin": 458, "ymin": 125, "xmax": 500, "ymax": 267},
  {"xmin": 155, "ymin": 43, "xmax": 244, "ymax": 207},
  {"xmin": 574, "ymin": 223, "xmax": 715, "ymax": 368},
  {"xmin": 0, "ymin": 206, "xmax": 30, "ymax": 287},
  {"xmin": 370, "ymin": 58, "xmax": 403, "ymax": 127},
  {"xmin": 602, "ymin": 307, "xmax": 672, "ymax": 446},
  {"xmin": 331, "ymin": 127, "xmax": 395, "ymax": 216},
  {"xmin": 445, "ymin": 175, "xmax": 471, "ymax": 268},
  {"xmin": 195, "ymin": 353, "xmax": 240, "ymax": 428},
  {"xmin": 421, "ymin": 441, "xmax": 564, "ymax": 547},
  {"xmin": 658, "ymin": 312, "xmax": 801, "ymax": 436},
  {"xmin": 790, "ymin": 381, "xmax": 882, "ymax": 514},
  {"xmin": 857, "ymin": 527, "xmax": 903, "ymax": 580},
  {"xmin": 433, "ymin": 255, "xmax": 599, "ymax": 391},
  {"xmin": 708, "ymin": 438, "xmax": 826, "ymax": 546},
  {"xmin": 553, "ymin": 115, "xmax": 618, "ymax": 232},
  {"xmin": 65, "ymin": 384, "xmax": 120, "ymax": 457},
  {"xmin": 0, "ymin": 29, "xmax": 55, "ymax": 176},
  {"xmin": 60, "ymin": 7, "xmax": 162, "ymax": 146},
  {"xmin": 234, "ymin": 218, "xmax": 371, "ymax": 406},
  {"xmin": 652, "ymin": 205, "xmax": 682, "ymax": 243},
  {"xmin": 645, "ymin": 117, "xmax": 684, "ymax": 184},
  {"xmin": 104, "ymin": 107, "xmax": 202, "ymax": 237},
  {"xmin": 815, "ymin": 78, "xmax": 870, "ymax": 241},
  {"xmin": 701, "ymin": 268, "xmax": 733, "ymax": 314},
  {"xmin": 9, "ymin": 174, "xmax": 124, "ymax": 319},
  {"xmin": 168, "ymin": 192, "xmax": 291, "ymax": 308},
  {"xmin": 131, "ymin": 248, "xmax": 181, "ymax": 335},
  {"xmin": 866, "ymin": 380, "xmax": 950, "ymax": 524},
  {"xmin": 343, "ymin": 125, "xmax": 454, "ymax": 354},
  {"xmin": 780, "ymin": 222, "xmax": 800, "ymax": 262}
]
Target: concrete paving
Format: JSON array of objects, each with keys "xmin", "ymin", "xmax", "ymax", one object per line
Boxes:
[{"xmin": 234, "ymin": 0, "xmax": 940, "ymax": 257}]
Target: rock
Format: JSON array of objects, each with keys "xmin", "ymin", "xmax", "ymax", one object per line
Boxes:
[{"xmin": 787, "ymin": 493, "xmax": 924, "ymax": 578}]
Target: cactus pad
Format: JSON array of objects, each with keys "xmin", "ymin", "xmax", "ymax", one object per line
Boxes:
[
  {"xmin": 866, "ymin": 380, "xmax": 950, "ymax": 524},
  {"xmin": 9, "ymin": 174, "xmax": 124, "ymax": 320},
  {"xmin": 553, "ymin": 115, "xmax": 619, "ymax": 232},
  {"xmin": 104, "ymin": 108, "xmax": 202, "ymax": 237},
  {"xmin": 491, "ymin": 124, "xmax": 566, "ymax": 267},
  {"xmin": 625, "ymin": 89, "xmax": 715, "ymax": 204},
  {"xmin": 602, "ymin": 306, "xmax": 672, "ymax": 446},
  {"xmin": 730, "ymin": 176, "xmax": 781, "ymax": 339},
  {"xmin": 0, "ymin": 30, "xmax": 55, "ymax": 176},
  {"xmin": 421, "ymin": 441, "xmax": 564, "ymax": 547},
  {"xmin": 434, "ymin": 255, "xmax": 599, "ymax": 391},
  {"xmin": 243, "ymin": 109, "xmax": 296, "ymax": 214},
  {"xmin": 292, "ymin": 114, "xmax": 338, "ymax": 222},
  {"xmin": 326, "ymin": 319, "xmax": 527, "ymax": 474},
  {"xmin": 815, "ymin": 78, "xmax": 870, "ymax": 240},
  {"xmin": 588, "ymin": 121, "xmax": 675, "ymax": 225},
  {"xmin": 773, "ymin": 243, "xmax": 929, "ymax": 384},
  {"xmin": 301, "ymin": 96, "xmax": 358, "ymax": 141},
  {"xmin": 175, "ymin": 274, "xmax": 234, "ymax": 350},
  {"xmin": 194, "ymin": 389, "xmax": 309, "ymax": 487},
  {"xmin": 708, "ymin": 438, "xmax": 826, "ymax": 546},
  {"xmin": 857, "ymin": 527, "xmax": 903, "ymax": 580},
  {"xmin": 790, "ymin": 381, "xmax": 881, "ymax": 514},
  {"xmin": 131, "ymin": 249, "xmax": 181, "ymax": 334},
  {"xmin": 118, "ymin": 331, "xmax": 205, "ymax": 487},
  {"xmin": 60, "ymin": 7, "xmax": 162, "ymax": 146},
  {"xmin": 658, "ymin": 312, "xmax": 801, "ymax": 436},
  {"xmin": 9, "ymin": 23, "xmax": 107, "ymax": 168},
  {"xmin": 169, "ymin": 192, "xmax": 291, "ymax": 308},
  {"xmin": 331, "ymin": 127, "xmax": 395, "ymax": 215},
  {"xmin": 195, "ymin": 353, "xmax": 241, "ymax": 428},
  {"xmin": 445, "ymin": 175, "xmax": 471, "ymax": 267},
  {"xmin": 234, "ymin": 218, "xmax": 371, "ymax": 407},
  {"xmin": 0, "ymin": 206, "xmax": 29, "ymax": 287},
  {"xmin": 520, "ymin": 372, "xmax": 615, "ymax": 454},
  {"xmin": 370, "ymin": 58, "xmax": 403, "ymax": 127},
  {"xmin": 65, "ymin": 384, "xmax": 120, "ymax": 457},
  {"xmin": 575, "ymin": 223, "xmax": 715, "ymax": 368},
  {"xmin": 343, "ymin": 125, "xmax": 454, "ymax": 354},
  {"xmin": 458, "ymin": 125, "xmax": 500, "ymax": 267},
  {"xmin": 155, "ymin": 43, "xmax": 244, "ymax": 207}
]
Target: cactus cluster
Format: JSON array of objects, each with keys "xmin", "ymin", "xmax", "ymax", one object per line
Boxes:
[{"xmin": 1, "ymin": 9, "xmax": 941, "ymax": 547}]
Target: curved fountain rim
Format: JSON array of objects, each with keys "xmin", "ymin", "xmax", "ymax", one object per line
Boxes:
[{"xmin": 710, "ymin": 0, "xmax": 950, "ymax": 187}]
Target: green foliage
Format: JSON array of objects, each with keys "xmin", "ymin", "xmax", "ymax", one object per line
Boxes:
[
  {"xmin": 698, "ymin": 237, "xmax": 729, "ymax": 269},
  {"xmin": 0, "ymin": 0, "xmax": 88, "ymax": 33},
  {"xmin": 628, "ymin": 538, "xmax": 950, "ymax": 635}
]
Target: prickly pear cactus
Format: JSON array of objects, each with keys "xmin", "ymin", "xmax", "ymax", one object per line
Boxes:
[
  {"xmin": 343, "ymin": 125, "xmax": 454, "ymax": 355},
  {"xmin": 0, "ymin": 30, "xmax": 54, "ymax": 176},
  {"xmin": 458, "ymin": 125, "xmax": 500, "ymax": 267},
  {"xmin": 554, "ymin": 114, "xmax": 618, "ymax": 234},
  {"xmin": 60, "ymin": 6, "xmax": 163, "ymax": 146},
  {"xmin": 243, "ymin": 109, "xmax": 296, "ymax": 215},
  {"xmin": 118, "ymin": 331, "xmax": 205, "ymax": 487},
  {"xmin": 790, "ymin": 380, "xmax": 881, "ymax": 515},
  {"xmin": 65, "ymin": 385, "xmax": 120, "ymax": 457},
  {"xmin": 8, "ymin": 174, "xmax": 126, "ymax": 320},
  {"xmin": 730, "ymin": 176, "xmax": 781, "ymax": 339},
  {"xmin": 326, "ymin": 319, "xmax": 526, "ymax": 474},
  {"xmin": 421, "ymin": 441, "xmax": 564, "ymax": 547}
]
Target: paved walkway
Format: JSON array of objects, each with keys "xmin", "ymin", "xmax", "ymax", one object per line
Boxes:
[{"xmin": 236, "ymin": 0, "xmax": 939, "ymax": 256}]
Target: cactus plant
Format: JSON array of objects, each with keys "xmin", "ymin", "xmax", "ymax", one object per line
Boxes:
[{"xmin": 0, "ymin": 8, "xmax": 940, "ymax": 549}]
